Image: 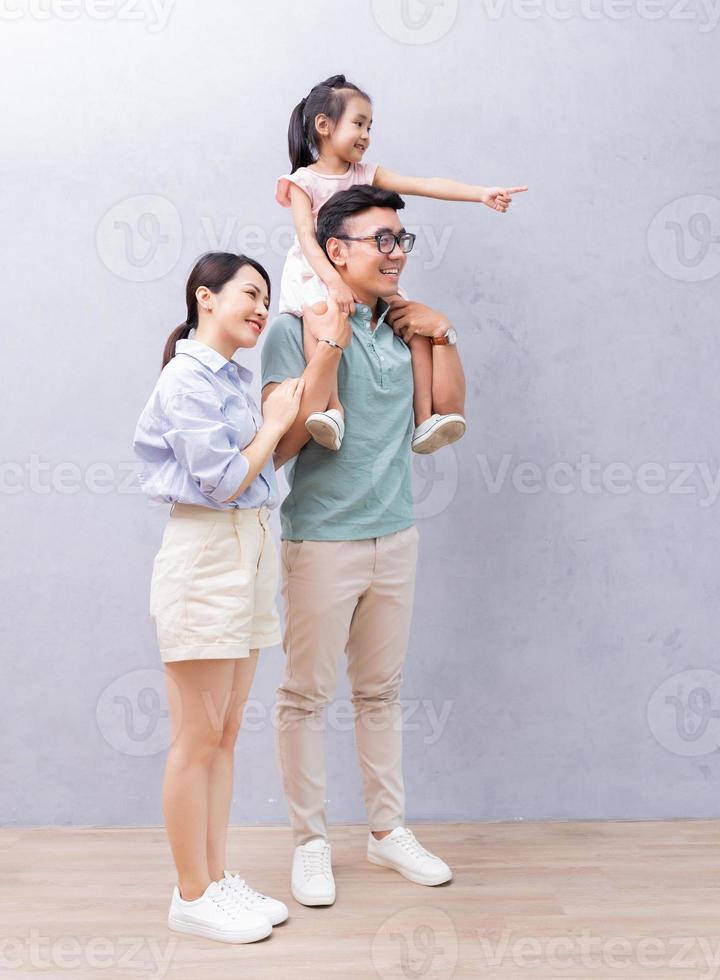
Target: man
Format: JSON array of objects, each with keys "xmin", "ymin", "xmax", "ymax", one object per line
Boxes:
[{"xmin": 260, "ymin": 184, "xmax": 466, "ymax": 906}]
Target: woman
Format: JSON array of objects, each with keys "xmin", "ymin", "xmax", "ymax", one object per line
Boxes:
[{"xmin": 133, "ymin": 252, "xmax": 304, "ymax": 944}]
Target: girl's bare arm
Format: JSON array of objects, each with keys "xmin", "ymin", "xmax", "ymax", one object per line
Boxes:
[
  {"xmin": 289, "ymin": 184, "xmax": 345, "ymax": 286},
  {"xmin": 374, "ymin": 166, "xmax": 528, "ymax": 212}
]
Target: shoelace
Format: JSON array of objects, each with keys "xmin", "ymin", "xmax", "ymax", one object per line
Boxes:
[
  {"xmin": 395, "ymin": 829, "xmax": 435, "ymax": 860},
  {"xmin": 302, "ymin": 845, "xmax": 331, "ymax": 879},
  {"xmin": 226, "ymin": 875, "xmax": 266, "ymax": 904},
  {"xmin": 209, "ymin": 885, "xmax": 249, "ymax": 919}
]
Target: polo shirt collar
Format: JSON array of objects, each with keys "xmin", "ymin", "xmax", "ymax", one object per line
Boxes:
[
  {"xmin": 175, "ymin": 338, "xmax": 253, "ymax": 382},
  {"xmin": 352, "ymin": 296, "xmax": 391, "ymax": 329}
]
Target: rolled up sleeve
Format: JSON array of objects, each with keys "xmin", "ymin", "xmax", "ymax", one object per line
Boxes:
[{"xmin": 163, "ymin": 389, "xmax": 250, "ymax": 504}]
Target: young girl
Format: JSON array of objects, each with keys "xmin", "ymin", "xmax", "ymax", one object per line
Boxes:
[
  {"xmin": 133, "ymin": 251, "xmax": 304, "ymax": 945},
  {"xmin": 276, "ymin": 72, "xmax": 527, "ymax": 454}
]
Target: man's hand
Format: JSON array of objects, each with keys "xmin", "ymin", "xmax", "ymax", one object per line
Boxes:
[
  {"xmin": 302, "ymin": 296, "xmax": 352, "ymax": 348},
  {"xmin": 386, "ymin": 295, "xmax": 450, "ymax": 343}
]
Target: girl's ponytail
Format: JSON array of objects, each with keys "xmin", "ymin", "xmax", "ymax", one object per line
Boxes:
[
  {"xmin": 287, "ymin": 74, "xmax": 371, "ymax": 173},
  {"xmin": 288, "ymin": 96, "xmax": 313, "ymax": 172}
]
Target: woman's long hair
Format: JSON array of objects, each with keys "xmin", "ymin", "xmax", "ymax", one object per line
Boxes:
[
  {"xmin": 288, "ymin": 73, "xmax": 371, "ymax": 172},
  {"xmin": 161, "ymin": 252, "xmax": 271, "ymax": 370}
]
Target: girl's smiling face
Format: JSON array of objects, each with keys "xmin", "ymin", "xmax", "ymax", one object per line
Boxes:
[{"xmin": 317, "ymin": 94, "xmax": 372, "ymax": 164}]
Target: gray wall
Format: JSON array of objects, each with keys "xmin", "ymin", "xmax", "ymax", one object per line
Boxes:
[{"xmin": 2, "ymin": 0, "xmax": 719, "ymax": 827}]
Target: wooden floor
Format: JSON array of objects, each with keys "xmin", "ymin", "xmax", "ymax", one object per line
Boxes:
[{"xmin": 2, "ymin": 820, "xmax": 720, "ymax": 979}]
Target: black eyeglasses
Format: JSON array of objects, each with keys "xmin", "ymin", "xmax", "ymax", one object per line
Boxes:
[{"xmin": 336, "ymin": 231, "xmax": 416, "ymax": 254}]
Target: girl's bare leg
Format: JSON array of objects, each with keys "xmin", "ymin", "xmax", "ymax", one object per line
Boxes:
[
  {"xmin": 206, "ymin": 650, "xmax": 260, "ymax": 883},
  {"xmin": 162, "ymin": 657, "xmax": 236, "ymax": 900},
  {"xmin": 408, "ymin": 334, "xmax": 434, "ymax": 427},
  {"xmin": 303, "ymin": 304, "xmax": 343, "ymax": 415}
]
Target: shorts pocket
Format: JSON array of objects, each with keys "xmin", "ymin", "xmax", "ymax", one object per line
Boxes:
[
  {"xmin": 184, "ymin": 522, "xmax": 254, "ymax": 641},
  {"xmin": 150, "ymin": 518, "xmax": 218, "ymax": 648}
]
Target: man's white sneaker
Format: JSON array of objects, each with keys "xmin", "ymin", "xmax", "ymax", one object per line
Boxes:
[
  {"xmin": 220, "ymin": 870, "xmax": 289, "ymax": 925},
  {"xmin": 412, "ymin": 414, "xmax": 466, "ymax": 454},
  {"xmin": 367, "ymin": 827, "xmax": 453, "ymax": 886},
  {"xmin": 291, "ymin": 838, "xmax": 336, "ymax": 906},
  {"xmin": 167, "ymin": 879, "xmax": 272, "ymax": 944},
  {"xmin": 305, "ymin": 409, "xmax": 345, "ymax": 451}
]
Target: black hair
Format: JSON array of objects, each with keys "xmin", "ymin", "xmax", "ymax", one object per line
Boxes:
[
  {"xmin": 162, "ymin": 252, "xmax": 271, "ymax": 370},
  {"xmin": 288, "ymin": 73, "xmax": 371, "ymax": 171},
  {"xmin": 316, "ymin": 184, "xmax": 406, "ymax": 255}
]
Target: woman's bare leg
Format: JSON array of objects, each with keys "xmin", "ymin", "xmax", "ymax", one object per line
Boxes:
[
  {"xmin": 408, "ymin": 334, "xmax": 434, "ymax": 426},
  {"xmin": 162, "ymin": 658, "xmax": 236, "ymax": 900},
  {"xmin": 206, "ymin": 650, "xmax": 260, "ymax": 883}
]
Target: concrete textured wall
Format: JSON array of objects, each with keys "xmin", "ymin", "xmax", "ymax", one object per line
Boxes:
[{"xmin": 2, "ymin": 0, "xmax": 719, "ymax": 826}]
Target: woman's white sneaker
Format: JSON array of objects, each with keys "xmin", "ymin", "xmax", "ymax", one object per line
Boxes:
[
  {"xmin": 291, "ymin": 838, "xmax": 336, "ymax": 906},
  {"xmin": 305, "ymin": 409, "xmax": 344, "ymax": 451},
  {"xmin": 167, "ymin": 879, "xmax": 272, "ymax": 944},
  {"xmin": 220, "ymin": 870, "xmax": 289, "ymax": 925},
  {"xmin": 367, "ymin": 827, "xmax": 453, "ymax": 886},
  {"xmin": 412, "ymin": 414, "xmax": 466, "ymax": 454}
]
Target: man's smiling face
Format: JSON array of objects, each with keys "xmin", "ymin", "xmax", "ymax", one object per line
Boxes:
[{"xmin": 328, "ymin": 206, "xmax": 408, "ymax": 304}]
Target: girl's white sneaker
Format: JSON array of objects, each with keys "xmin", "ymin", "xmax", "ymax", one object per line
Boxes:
[
  {"xmin": 305, "ymin": 409, "xmax": 345, "ymax": 451},
  {"xmin": 367, "ymin": 827, "xmax": 453, "ymax": 886},
  {"xmin": 220, "ymin": 870, "xmax": 289, "ymax": 926},
  {"xmin": 167, "ymin": 879, "xmax": 272, "ymax": 944},
  {"xmin": 412, "ymin": 414, "xmax": 466, "ymax": 454}
]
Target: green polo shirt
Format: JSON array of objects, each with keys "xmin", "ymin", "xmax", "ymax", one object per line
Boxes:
[{"xmin": 260, "ymin": 298, "xmax": 415, "ymax": 541}]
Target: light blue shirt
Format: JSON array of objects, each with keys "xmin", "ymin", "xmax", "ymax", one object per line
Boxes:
[{"xmin": 133, "ymin": 338, "xmax": 278, "ymax": 510}]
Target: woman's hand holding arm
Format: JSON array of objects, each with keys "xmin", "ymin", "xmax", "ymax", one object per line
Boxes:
[{"xmin": 223, "ymin": 378, "xmax": 305, "ymax": 502}]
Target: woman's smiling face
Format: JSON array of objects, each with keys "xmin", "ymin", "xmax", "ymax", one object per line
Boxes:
[{"xmin": 208, "ymin": 264, "xmax": 270, "ymax": 349}]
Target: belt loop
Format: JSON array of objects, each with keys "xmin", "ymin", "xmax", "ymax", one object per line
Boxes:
[{"xmin": 170, "ymin": 501, "xmax": 176, "ymax": 516}]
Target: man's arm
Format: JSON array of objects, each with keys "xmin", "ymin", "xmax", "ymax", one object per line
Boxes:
[
  {"xmin": 386, "ymin": 297, "xmax": 466, "ymax": 417},
  {"xmin": 263, "ymin": 342, "xmax": 343, "ymax": 466},
  {"xmin": 260, "ymin": 304, "xmax": 351, "ymax": 467},
  {"xmin": 430, "ymin": 342, "xmax": 466, "ymax": 417}
]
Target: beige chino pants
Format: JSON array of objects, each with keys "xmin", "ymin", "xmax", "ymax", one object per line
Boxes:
[{"xmin": 274, "ymin": 524, "xmax": 420, "ymax": 846}]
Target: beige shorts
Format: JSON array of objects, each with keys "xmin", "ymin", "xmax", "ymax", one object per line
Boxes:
[{"xmin": 149, "ymin": 502, "xmax": 282, "ymax": 663}]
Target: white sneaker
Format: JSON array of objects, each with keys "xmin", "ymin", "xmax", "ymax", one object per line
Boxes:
[
  {"xmin": 367, "ymin": 827, "xmax": 453, "ymax": 886},
  {"xmin": 167, "ymin": 879, "xmax": 272, "ymax": 944},
  {"xmin": 291, "ymin": 838, "xmax": 336, "ymax": 906},
  {"xmin": 305, "ymin": 409, "xmax": 345, "ymax": 451},
  {"xmin": 220, "ymin": 870, "xmax": 289, "ymax": 926},
  {"xmin": 412, "ymin": 414, "xmax": 466, "ymax": 454}
]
